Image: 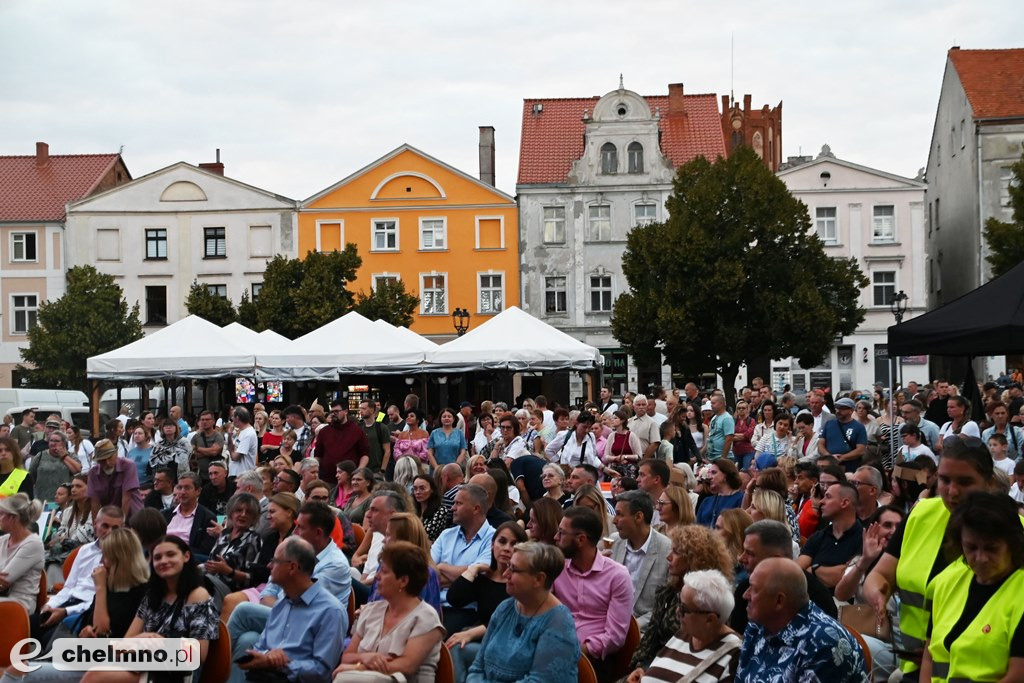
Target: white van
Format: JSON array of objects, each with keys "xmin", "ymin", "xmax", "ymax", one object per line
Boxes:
[
  {"xmin": 5, "ymin": 405, "xmax": 111, "ymax": 439},
  {"xmin": 100, "ymin": 385, "xmax": 206, "ymax": 419},
  {"xmin": 0, "ymin": 388, "xmax": 89, "ymax": 419}
]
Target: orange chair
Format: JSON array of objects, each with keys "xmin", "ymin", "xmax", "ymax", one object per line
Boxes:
[
  {"xmin": 36, "ymin": 571, "xmax": 48, "ymax": 613},
  {"xmin": 347, "ymin": 591, "xmax": 356, "ymax": 631},
  {"xmin": 578, "ymin": 654, "xmax": 598, "ymax": 683},
  {"xmin": 51, "ymin": 544, "xmax": 82, "ymax": 593},
  {"xmin": 351, "ymin": 523, "xmax": 366, "ymax": 546},
  {"xmin": 199, "ymin": 621, "xmax": 231, "ymax": 683},
  {"xmin": 610, "ymin": 616, "xmax": 640, "ymax": 680},
  {"xmin": 0, "ymin": 602, "xmax": 30, "ymax": 668},
  {"xmin": 845, "ymin": 626, "xmax": 872, "ymax": 678},
  {"xmin": 435, "ymin": 644, "xmax": 455, "ymax": 683}
]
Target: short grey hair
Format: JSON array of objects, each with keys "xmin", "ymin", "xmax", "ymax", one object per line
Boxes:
[
  {"xmin": 227, "ymin": 492, "xmax": 261, "ymax": 520},
  {"xmin": 232, "ymin": 406, "xmax": 251, "ymax": 424},
  {"xmin": 494, "ymin": 402, "xmax": 508, "ymax": 411},
  {"xmin": 856, "ymin": 466, "xmax": 884, "ymax": 491},
  {"xmin": 542, "ymin": 463, "xmax": 564, "ymax": 483},
  {"xmin": 744, "ymin": 519, "xmax": 792, "ymax": 557},
  {"xmin": 371, "ymin": 490, "xmax": 406, "ymax": 513},
  {"xmin": 236, "ymin": 470, "xmax": 264, "ymax": 493},
  {"xmin": 515, "ymin": 408, "xmax": 530, "ymax": 419},
  {"xmin": 279, "ymin": 536, "xmax": 316, "ymax": 574},
  {"xmin": 458, "ymin": 483, "xmax": 489, "ymax": 509},
  {"xmin": 48, "ymin": 431, "xmax": 68, "ymax": 445},
  {"xmin": 683, "ymin": 569, "xmax": 735, "ymax": 621},
  {"xmin": 299, "ymin": 457, "xmax": 319, "ymax": 473},
  {"xmin": 513, "ymin": 541, "xmax": 565, "ymax": 589}
]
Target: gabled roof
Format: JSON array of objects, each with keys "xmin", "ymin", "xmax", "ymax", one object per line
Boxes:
[
  {"xmin": 777, "ymin": 154, "xmax": 926, "ymax": 189},
  {"xmin": 0, "ymin": 152, "xmax": 125, "ymax": 222},
  {"xmin": 517, "ymin": 94, "xmax": 726, "ymax": 185},
  {"xmin": 949, "ymin": 47, "xmax": 1024, "ymax": 120},
  {"xmin": 302, "ymin": 143, "xmax": 515, "ymax": 207}
]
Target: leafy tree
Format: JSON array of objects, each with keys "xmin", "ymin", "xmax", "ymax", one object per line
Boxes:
[
  {"xmin": 354, "ymin": 279, "xmax": 419, "ymax": 328},
  {"xmin": 184, "ymin": 280, "xmax": 237, "ymax": 327},
  {"xmin": 611, "ymin": 146, "xmax": 868, "ymax": 400},
  {"xmin": 251, "ymin": 247, "xmax": 362, "ymax": 339},
  {"xmin": 983, "ymin": 153, "xmax": 1024, "ymax": 278},
  {"xmin": 236, "ymin": 290, "xmax": 260, "ymax": 330},
  {"xmin": 18, "ymin": 265, "xmax": 143, "ymax": 390}
]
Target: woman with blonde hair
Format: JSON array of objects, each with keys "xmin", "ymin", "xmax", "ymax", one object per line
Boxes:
[
  {"xmin": 654, "ymin": 483, "xmax": 696, "ymax": 534},
  {"xmin": 572, "ymin": 484, "xmax": 611, "ymax": 539},
  {"xmin": 715, "ymin": 508, "xmax": 753, "ymax": 582},
  {"xmin": 0, "ymin": 493, "xmax": 44, "ymax": 614},
  {"xmin": 466, "ymin": 454, "xmax": 488, "ymax": 477},
  {"xmin": 394, "ymin": 455, "xmax": 424, "ymax": 493}
]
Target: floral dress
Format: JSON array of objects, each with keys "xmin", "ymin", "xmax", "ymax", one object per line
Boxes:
[
  {"xmin": 136, "ymin": 596, "xmax": 219, "ymax": 683},
  {"xmin": 207, "ymin": 527, "xmax": 262, "ymax": 591}
]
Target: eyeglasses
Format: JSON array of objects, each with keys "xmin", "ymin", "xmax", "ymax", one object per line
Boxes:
[
  {"xmin": 655, "ymin": 499, "xmax": 670, "ymax": 507},
  {"xmin": 676, "ymin": 605, "xmax": 714, "ymax": 617},
  {"xmin": 506, "ymin": 566, "xmax": 532, "ymax": 574}
]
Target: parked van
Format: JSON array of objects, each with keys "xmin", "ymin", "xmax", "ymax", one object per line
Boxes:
[
  {"xmin": 4, "ymin": 405, "xmax": 111, "ymax": 439},
  {"xmin": 0, "ymin": 388, "xmax": 89, "ymax": 419},
  {"xmin": 100, "ymin": 385, "xmax": 206, "ymax": 419}
]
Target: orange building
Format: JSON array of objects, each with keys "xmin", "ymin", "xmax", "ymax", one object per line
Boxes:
[{"xmin": 299, "ymin": 137, "xmax": 518, "ymax": 339}]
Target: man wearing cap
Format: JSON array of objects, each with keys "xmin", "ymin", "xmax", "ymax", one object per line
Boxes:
[
  {"xmin": 818, "ymin": 397, "xmax": 867, "ymax": 473},
  {"xmin": 27, "ymin": 415, "xmax": 62, "ymax": 461},
  {"xmin": 456, "ymin": 402, "xmax": 477, "ymax": 443},
  {"xmin": 87, "ymin": 438, "xmax": 143, "ymax": 518}
]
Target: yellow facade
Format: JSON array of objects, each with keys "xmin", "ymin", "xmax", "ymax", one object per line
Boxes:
[{"xmin": 299, "ymin": 146, "xmax": 519, "ymax": 337}]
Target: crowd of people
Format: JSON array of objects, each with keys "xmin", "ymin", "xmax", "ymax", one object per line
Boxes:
[{"xmin": 0, "ymin": 376, "xmax": 1021, "ymax": 683}]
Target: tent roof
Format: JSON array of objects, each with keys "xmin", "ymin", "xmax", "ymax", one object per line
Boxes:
[
  {"xmin": 424, "ymin": 306, "xmax": 601, "ymax": 371},
  {"xmin": 257, "ymin": 311, "xmax": 428, "ymax": 378},
  {"xmin": 88, "ymin": 316, "xmax": 256, "ymax": 379},
  {"xmin": 222, "ymin": 322, "xmax": 262, "ymax": 346},
  {"xmin": 373, "ymin": 320, "xmax": 437, "ymax": 351},
  {"xmin": 887, "ymin": 259, "xmax": 1024, "ymax": 356}
]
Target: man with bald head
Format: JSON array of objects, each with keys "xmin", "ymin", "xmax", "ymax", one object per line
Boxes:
[
  {"xmin": 797, "ymin": 481, "xmax": 862, "ymax": 592},
  {"xmin": 468, "ymin": 472, "xmax": 514, "ymax": 526},
  {"xmin": 440, "ymin": 462, "xmax": 464, "ymax": 510},
  {"xmin": 737, "ymin": 558, "xmax": 867, "ymax": 682}
]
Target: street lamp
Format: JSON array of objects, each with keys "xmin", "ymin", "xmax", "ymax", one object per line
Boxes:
[
  {"xmin": 887, "ymin": 290, "xmax": 909, "ymax": 469},
  {"xmin": 452, "ymin": 308, "xmax": 471, "ymax": 336},
  {"xmin": 890, "ymin": 290, "xmax": 908, "ymax": 324}
]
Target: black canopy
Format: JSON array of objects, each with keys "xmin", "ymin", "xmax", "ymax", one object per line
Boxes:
[{"xmin": 887, "ymin": 259, "xmax": 1024, "ymax": 357}]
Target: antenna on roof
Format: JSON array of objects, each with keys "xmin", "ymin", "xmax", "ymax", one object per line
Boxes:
[
  {"xmin": 619, "ymin": 73, "xmax": 624, "ymax": 91},
  {"xmin": 730, "ymin": 33, "xmax": 735, "ymax": 102}
]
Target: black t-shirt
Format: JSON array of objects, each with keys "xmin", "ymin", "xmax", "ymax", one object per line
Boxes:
[
  {"xmin": 801, "ymin": 520, "xmax": 863, "ymax": 569},
  {"xmin": 731, "ymin": 570, "xmax": 838, "ymax": 632},
  {"xmin": 927, "ymin": 572, "xmax": 1024, "ymax": 657},
  {"xmin": 79, "ymin": 584, "xmax": 148, "ymax": 637},
  {"xmin": 925, "ymin": 397, "xmax": 951, "ymax": 429},
  {"xmin": 886, "ymin": 515, "xmax": 952, "ymax": 583},
  {"xmin": 446, "ymin": 574, "xmax": 509, "ymax": 626},
  {"xmin": 198, "ymin": 480, "xmax": 237, "ymax": 516}
]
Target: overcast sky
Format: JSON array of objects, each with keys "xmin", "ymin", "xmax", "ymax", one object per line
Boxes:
[{"xmin": 2, "ymin": 0, "xmax": 1021, "ymax": 200}]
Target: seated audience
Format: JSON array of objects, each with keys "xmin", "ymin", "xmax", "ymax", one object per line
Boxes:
[
  {"xmin": 573, "ymin": 484, "xmax": 613, "ymax": 539},
  {"xmin": 340, "ymin": 467, "xmax": 374, "ymax": 523},
  {"xmin": 368, "ymin": 513, "xmax": 442, "ymax": 613},
  {"xmin": 412, "ymin": 474, "xmax": 450, "ymax": 541},
  {"xmin": 695, "ymin": 459, "xmax": 744, "ymax": 528},
  {"xmin": 143, "ymin": 466, "xmax": 177, "ymax": 512},
  {"xmin": 204, "ymin": 492, "xmax": 263, "ymax": 594},
  {"xmin": 797, "ymin": 481, "xmax": 863, "ymax": 592},
  {"xmin": 162, "ymin": 472, "xmax": 217, "ymax": 560},
  {"xmin": 469, "ymin": 472, "xmax": 515, "ymax": 527},
  {"xmin": 44, "ymin": 473, "xmax": 94, "ymax": 584},
  {"xmin": 431, "ymin": 483, "xmax": 495, "ymax": 633},
  {"xmin": 0, "ymin": 494, "xmax": 44, "ymax": 614},
  {"xmin": 716, "ymin": 507, "xmax": 753, "ymax": 582},
  {"xmin": 611, "ymin": 490, "xmax": 671, "ymax": 630},
  {"xmin": 466, "ymin": 542, "xmax": 580, "ymax": 683},
  {"xmin": 652, "ymin": 483, "xmax": 695, "ymax": 534},
  {"xmin": 199, "ymin": 460, "xmax": 236, "ymax": 515},
  {"xmin": 525, "ymin": 496, "xmax": 562, "ymax": 545}
]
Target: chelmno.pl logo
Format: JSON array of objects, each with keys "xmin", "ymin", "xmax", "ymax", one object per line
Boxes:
[{"xmin": 11, "ymin": 638, "xmax": 201, "ymax": 673}]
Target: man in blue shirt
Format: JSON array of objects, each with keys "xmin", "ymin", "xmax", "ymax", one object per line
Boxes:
[
  {"xmin": 228, "ymin": 502, "xmax": 351, "ymax": 672},
  {"xmin": 706, "ymin": 396, "xmax": 735, "ymax": 461},
  {"xmin": 430, "ymin": 483, "xmax": 494, "ymax": 633},
  {"xmin": 817, "ymin": 397, "xmax": 867, "ymax": 473},
  {"xmin": 737, "ymin": 558, "xmax": 868, "ymax": 683},
  {"xmin": 235, "ymin": 536, "xmax": 345, "ymax": 683}
]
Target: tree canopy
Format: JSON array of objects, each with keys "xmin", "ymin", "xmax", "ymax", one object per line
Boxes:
[
  {"xmin": 354, "ymin": 278, "xmax": 419, "ymax": 328},
  {"xmin": 983, "ymin": 153, "xmax": 1024, "ymax": 278},
  {"xmin": 18, "ymin": 265, "xmax": 143, "ymax": 390},
  {"xmin": 184, "ymin": 280, "xmax": 238, "ymax": 327},
  {"xmin": 611, "ymin": 146, "xmax": 868, "ymax": 394}
]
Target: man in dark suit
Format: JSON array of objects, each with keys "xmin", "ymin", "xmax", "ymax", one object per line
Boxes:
[{"xmin": 162, "ymin": 472, "xmax": 217, "ymax": 561}]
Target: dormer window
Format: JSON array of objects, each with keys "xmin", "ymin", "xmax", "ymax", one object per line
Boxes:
[
  {"xmin": 601, "ymin": 143, "xmax": 618, "ymax": 174},
  {"xmin": 616, "ymin": 104, "xmax": 628, "ymax": 117},
  {"xmin": 627, "ymin": 142, "xmax": 644, "ymax": 174}
]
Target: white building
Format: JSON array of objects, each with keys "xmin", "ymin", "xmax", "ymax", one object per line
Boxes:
[
  {"xmin": 65, "ymin": 161, "xmax": 296, "ymax": 332},
  {"xmin": 777, "ymin": 146, "xmax": 929, "ymax": 393}
]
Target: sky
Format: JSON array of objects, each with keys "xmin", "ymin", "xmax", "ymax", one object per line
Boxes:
[{"xmin": 1, "ymin": 0, "xmax": 1022, "ymax": 200}]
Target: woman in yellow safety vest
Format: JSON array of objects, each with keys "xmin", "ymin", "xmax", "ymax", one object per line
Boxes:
[
  {"xmin": 920, "ymin": 490, "xmax": 1024, "ymax": 682},
  {"xmin": 863, "ymin": 436, "xmax": 995, "ymax": 679},
  {"xmin": 0, "ymin": 436, "xmax": 33, "ymax": 499}
]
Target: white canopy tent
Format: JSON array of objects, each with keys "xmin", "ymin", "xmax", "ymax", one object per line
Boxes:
[
  {"xmin": 423, "ymin": 306, "xmax": 602, "ymax": 372},
  {"xmin": 87, "ymin": 315, "xmax": 257, "ymax": 380},
  {"xmin": 374, "ymin": 319, "xmax": 437, "ymax": 351}
]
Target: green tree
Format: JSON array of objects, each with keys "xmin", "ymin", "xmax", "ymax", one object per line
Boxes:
[
  {"xmin": 184, "ymin": 279, "xmax": 238, "ymax": 327},
  {"xmin": 611, "ymin": 146, "xmax": 868, "ymax": 399},
  {"xmin": 17, "ymin": 265, "xmax": 143, "ymax": 390},
  {"xmin": 236, "ymin": 290, "xmax": 260, "ymax": 330},
  {"xmin": 354, "ymin": 279, "xmax": 419, "ymax": 328},
  {"xmin": 252, "ymin": 247, "xmax": 362, "ymax": 338},
  {"xmin": 983, "ymin": 153, "xmax": 1024, "ymax": 277}
]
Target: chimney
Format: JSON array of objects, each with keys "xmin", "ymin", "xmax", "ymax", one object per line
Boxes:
[
  {"xmin": 743, "ymin": 94, "xmax": 752, "ymax": 113},
  {"xmin": 478, "ymin": 126, "xmax": 495, "ymax": 187},
  {"xmin": 35, "ymin": 142, "xmax": 49, "ymax": 167},
  {"xmin": 198, "ymin": 148, "xmax": 225, "ymax": 176},
  {"xmin": 668, "ymin": 83, "xmax": 685, "ymax": 115}
]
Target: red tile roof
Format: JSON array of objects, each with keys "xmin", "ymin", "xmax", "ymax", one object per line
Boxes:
[
  {"xmin": 949, "ymin": 47, "xmax": 1024, "ymax": 120},
  {"xmin": 518, "ymin": 93, "xmax": 726, "ymax": 185},
  {"xmin": 0, "ymin": 152, "xmax": 123, "ymax": 222}
]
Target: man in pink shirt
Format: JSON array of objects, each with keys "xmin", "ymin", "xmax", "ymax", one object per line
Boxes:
[{"xmin": 553, "ymin": 506, "xmax": 633, "ymax": 666}]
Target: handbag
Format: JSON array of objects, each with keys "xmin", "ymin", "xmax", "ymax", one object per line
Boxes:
[{"xmin": 838, "ymin": 603, "xmax": 891, "ymax": 640}]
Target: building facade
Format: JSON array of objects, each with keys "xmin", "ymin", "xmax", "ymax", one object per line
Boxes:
[
  {"xmin": 517, "ymin": 82, "xmax": 781, "ymax": 398},
  {"xmin": 925, "ymin": 47, "xmax": 1024, "ymax": 379},
  {"xmin": 0, "ymin": 142, "xmax": 131, "ymax": 386},
  {"xmin": 298, "ymin": 139, "xmax": 519, "ymax": 339},
  {"xmin": 65, "ymin": 159, "xmax": 296, "ymax": 333},
  {"xmin": 777, "ymin": 146, "xmax": 929, "ymax": 393}
]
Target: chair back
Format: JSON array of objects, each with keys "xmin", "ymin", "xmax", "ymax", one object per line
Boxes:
[
  {"xmin": 578, "ymin": 654, "xmax": 598, "ymax": 683},
  {"xmin": 435, "ymin": 644, "xmax": 455, "ymax": 683},
  {"xmin": 347, "ymin": 591, "xmax": 356, "ymax": 631},
  {"xmin": 63, "ymin": 545, "xmax": 81, "ymax": 579},
  {"xmin": 351, "ymin": 522, "xmax": 366, "ymax": 546},
  {"xmin": 610, "ymin": 615, "xmax": 640, "ymax": 679},
  {"xmin": 198, "ymin": 620, "xmax": 231, "ymax": 683},
  {"xmin": 0, "ymin": 602, "xmax": 30, "ymax": 668},
  {"xmin": 844, "ymin": 625, "xmax": 872, "ymax": 678},
  {"xmin": 36, "ymin": 571, "xmax": 48, "ymax": 613}
]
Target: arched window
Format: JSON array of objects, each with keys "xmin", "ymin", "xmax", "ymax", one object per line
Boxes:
[
  {"xmin": 601, "ymin": 143, "xmax": 618, "ymax": 174},
  {"xmin": 627, "ymin": 142, "xmax": 644, "ymax": 173}
]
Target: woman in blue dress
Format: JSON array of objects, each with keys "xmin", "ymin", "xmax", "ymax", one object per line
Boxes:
[{"xmin": 427, "ymin": 407, "xmax": 468, "ymax": 470}]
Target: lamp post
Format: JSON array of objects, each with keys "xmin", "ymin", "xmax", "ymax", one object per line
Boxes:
[
  {"xmin": 887, "ymin": 290, "xmax": 909, "ymax": 469},
  {"xmin": 452, "ymin": 307, "xmax": 471, "ymax": 336}
]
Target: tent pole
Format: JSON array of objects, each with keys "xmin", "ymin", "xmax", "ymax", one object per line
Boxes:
[
  {"xmin": 888, "ymin": 356, "xmax": 896, "ymax": 470},
  {"xmin": 90, "ymin": 379, "xmax": 100, "ymax": 437}
]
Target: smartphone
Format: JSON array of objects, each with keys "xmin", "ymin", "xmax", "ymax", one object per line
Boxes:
[{"xmin": 234, "ymin": 653, "xmax": 256, "ymax": 665}]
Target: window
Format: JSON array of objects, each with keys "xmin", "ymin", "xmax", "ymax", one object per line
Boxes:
[
  {"xmin": 11, "ymin": 295, "xmax": 38, "ymax": 334},
  {"xmin": 1000, "ymin": 166, "xmax": 1019, "ymax": 208},
  {"xmin": 145, "ymin": 286, "xmax": 167, "ymax": 326},
  {"xmin": 372, "ymin": 220, "xmax": 399, "ymax": 251},
  {"xmin": 145, "ymin": 229, "xmax": 167, "ymax": 260},
  {"xmin": 587, "ymin": 205, "xmax": 611, "ymax": 241},
  {"xmin": 316, "ymin": 221, "xmax": 342, "ymax": 253},
  {"xmin": 543, "ymin": 206, "xmax": 566, "ymax": 244},
  {"xmin": 419, "ymin": 218, "xmax": 446, "ymax": 250},
  {"xmin": 815, "ymin": 207, "xmax": 838, "ymax": 242},
  {"xmin": 251, "ymin": 282, "xmax": 263, "ymax": 301},
  {"xmin": 204, "ymin": 227, "xmax": 226, "ymax": 258},
  {"xmin": 872, "ymin": 271, "xmax": 896, "ymax": 307},
  {"xmin": 545, "ymin": 276, "xmax": 567, "ymax": 314},
  {"xmin": 421, "ymin": 274, "xmax": 447, "ymax": 315},
  {"xmin": 372, "ymin": 274, "xmax": 399, "ymax": 291},
  {"xmin": 207, "ymin": 284, "xmax": 227, "ymax": 299},
  {"xmin": 627, "ymin": 142, "xmax": 644, "ymax": 173},
  {"xmin": 872, "ymin": 205, "xmax": 895, "ymax": 242},
  {"xmin": 634, "ymin": 203, "xmax": 657, "ymax": 226},
  {"xmin": 960, "ymin": 119, "xmax": 966, "ymax": 149},
  {"xmin": 475, "ymin": 217, "xmax": 504, "ymax": 249},
  {"xmin": 479, "ymin": 273, "xmax": 504, "ymax": 314},
  {"xmin": 97, "ymin": 229, "xmax": 120, "ymax": 261},
  {"xmin": 11, "ymin": 233, "xmax": 37, "ymax": 262},
  {"xmin": 601, "ymin": 142, "xmax": 618, "ymax": 174},
  {"xmin": 590, "ymin": 275, "xmax": 613, "ymax": 312},
  {"xmin": 249, "ymin": 225, "xmax": 272, "ymax": 258}
]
